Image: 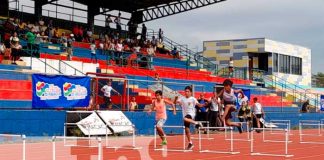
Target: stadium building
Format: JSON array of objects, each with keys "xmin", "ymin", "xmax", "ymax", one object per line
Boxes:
[{"xmin": 203, "ymin": 38, "xmax": 311, "ymax": 86}]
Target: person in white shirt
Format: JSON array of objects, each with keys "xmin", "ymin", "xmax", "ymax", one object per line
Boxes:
[
  {"xmin": 208, "ymin": 92, "xmax": 222, "ymax": 129},
  {"xmin": 101, "ymin": 81, "xmax": 120, "ymax": 109},
  {"xmin": 174, "ymin": 86, "xmax": 205, "ymax": 150},
  {"xmin": 90, "ymin": 40, "xmax": 97, "ymax": 63},
  {"xmin": 252, "ymin": 97, "xmax": 264, "ymax": 133}
]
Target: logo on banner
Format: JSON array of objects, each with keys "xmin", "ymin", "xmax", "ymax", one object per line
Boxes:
[
  {"xmin": 321, "ymin": 95, "xmax": 324, "ymax": 111},
  {"xmin": 35, "ymin": 81, "xmax": 61, "ymax": 100},
  {"xmin": 63, "ymin": 82, "xmax": 88, "ymax": 100}
]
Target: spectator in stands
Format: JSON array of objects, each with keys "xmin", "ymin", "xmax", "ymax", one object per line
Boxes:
[
  {"xmin": 141, "ymin": 24, "xmax": 147, "ymax": 42},
  {"xmin": 90, "ymin": 40, "xmax": 97, "ymax": 63},
  {"xmin": 133, "ymin": 42, "xmax": 141, "ymax": 54},
  {"xmin": 108, "ymin": 39, "xmax": 115, "ymax": 63},
  {"xmin": 72, "ymin": 25, "xmax": 80, "ymax": 41},
  {"xmin": 115, "ymin": 13, "xmax": 122, "ymax": 33},
  {"xmin": 86, "ymin": 27, "xmax": 93, "ymax": 42},
  {"xmin": 0, "ymin": 40, "xmax": 6, "ymax": 55},
  {"xmin": 66, "ymin": 34, "xmax": 75, "ymax": 61},
  {"xmin": 196, "ymin": 93, "xmax": 209, "ymax": 130},
  {"xmin": 147, "ymin": 44, "xmax": 155, "ymax": 69},
  {"xmin": 105, "ymin": 14, "xmax": 113, "ymax": 35},
  {"xmin": 60, "ymin": 32, "xmax": 67, "ymax": 47},
  {"xmin": 171, "ymin": 47, "xmax": 180, "ymax": 59},
  {"xmin": 47, "ymin": 20, "xmax": 53, "ymax": 41},
  {"xmin": 252, "ymin": 97, "xmax": 264, "ymax": 133},
  {"xmin": 152, "ymin": 36, "xmax": 158, "ymax": 51},
  {"xmin": 101, "ymin": 80, "xmax": 120, "ymax": 109},
  {"xmin": 115, "ymin": 39, "xmax": 123, "ymax": 65},
  {"xmin": 158, "ymin": 28, "xmax": 163, "ymax": 42},
  {"xmin": 154, "ymin": 73, "xmax": 162, "ymax": 82},
  {"xmin": 228, "ymin": 58, "xmax": 234, "ymax": 78},
  {"xmin": 129, "ymin": 97, "xmax": 138, "ymax": 111},
  {"xmin": 208, "ymin": 92, "xmax": 222, "ymax": 130},
  {"xmin": 301, "ymin": 99, "xmax": 311, "ymax": 113},
  {"xmin": 10, "ymin": 36, "xmax": 22, "ymax": 64},
  {"xmin": 99, "ymin": 39, "xmax": 104, "ymax": 55},
  {"xmin": 52, "ymin": 27, "xmax": 59, "ymax": 44},
  {"xmin": 26, "ymin": 29, "xmax": 39, "ymax": 56},
  {"xmin": 40, "ymin": 31, "xmax": 48, "ymax": 43}
]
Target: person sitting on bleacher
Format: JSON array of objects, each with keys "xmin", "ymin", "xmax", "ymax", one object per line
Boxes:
[
  {"xmin": 171, "ymin": 47, "xmax": 180, "ymax": 59},
  {"xmin": 10, "ymin": 36, "xmax": 22, "ymax": 64}
]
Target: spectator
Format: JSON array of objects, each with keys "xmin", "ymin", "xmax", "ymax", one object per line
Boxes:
[
  {"xmin": 151, "ymin": 36, "xmax": 158, "ymax": 51},
  {"xmin": 154, "ymin": 73, "xmax": 162, "ymax": 82},
  {"xmin": 72, "ymin": 25, "xmax": 80, "ymax": 41},
  {"xmin": 237, "ymin": 91, "xmax": 251, "ymax": 132},
  {"xmin": 101, "ymin": 80, "xmax": 120, "ymax": 109},
  {"xmin": 129, "ymin": 97, "xmax": 138, "ymax": 111},
  {"xmin": 52, "ymin": 27, "xmax": 59, "ymax": 43},
  {"xmin": 228, "ymin": 58, "xmax": 234, "ymax": 78},
  {"xmin": 252, "ymin": 97, "xmax": 264, "ymax": 133},
  {"xmin": 10, "ymin": 36, "xmax": 22, "ymax": 64},
  {"xmin": 208, "ymin": 92, "xmax": 223, "ymax": 130},
  {"xmin": 133, "ymin": 42, "xmax": 141, "ymax": 54},
  {"xmin": 60, "ymin": 32, "xmax": 67, "ymax": 47},
  {"xmin": 115, "ymin": 39, "xmax": 123, "ymax": 65},
  {"xmin": 99, "ymin": 39, "xmax": 104, "ymax": 55},
  {"xmin": 86, "ymin": 27, "xmax": 93, "ymax": 42},
  {"xmin": 78, "ymin": 26, "xmax": 84, "ymax": 42},
  {"xmin": 105, "ymin": 14, "xmax": 113, "ymax": 35},
  {"xmin": 141, "ymin": 23, "xmax": 147, "ymax": 41},
  {"xmin": 171, "ymin": 47, "xmax": 180, "ymax": 59},
  {"xmin": 115, "ymin": 13, "xmax": 122, "ymax": 33},
  {"xmin": 40, "ymin": 31, "xmax": 48, "ymax": 43},
  {"xmin": 47, "ymin": 20, "xmax": 53, "ymax": 41},
  {"xmin": 301, "ymin": 99, "xmax": 311, "ymax": 113},
  {"xmin": 158, "ymin": 28, "xmax": 163, "ymax": 42},
  {"xmin": 108, "ymin": 39, "xmax": 115, "ymax": 62},
  {"xmin": 90, "ymin": 40, "xmax": 97, "ymax": 63},
  {"xmin": 66, "ymin": 34, "xmax": 75, "ymax": 61},
  {"xmin": 147, "ymin": 44, "xmax": 155, "ymax": 69},
  {"xmin": 0, "ymin": 40, "xmax": 6, "ymax": 55},
  {"xmin": 26, "ymin": 29, "xmax": 38, "ymax": 56},
  {"xmin": 196, "ymin": 93, "xmax": 209, "ymax": 129}
]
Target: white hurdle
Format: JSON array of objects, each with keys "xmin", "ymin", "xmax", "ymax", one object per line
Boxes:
[
  {"xmin": 0, "ymin": 134, "xmax": 26, "ymax": 160},
  {"xmin": 105, "ymin": 124, "xmax": 142, "ymax": 150},
  {"xmin": 269, "ymin": 120, "xmax": 292, "ymax": 135},
  {"xmin": 299, "ymin": 120, "xmax": 324, "ymax": 144},
  {"xmin": 192, "ymin": 121, "xmax": 213, "ymax": 140},
  {"xmin": 225, "ymin": 122, "xmax": 250, "ymax": 141},
  {"xmin": 250, "ymin": 128, "xmax": 293, "ymax": 157},
  {"xmin": 199, "ymin": 126, "xmax": 240, "ymax": 154},
  {"xmin": 262, "ymin": 122, "xmax": 292, "ymax": 143},
  {"xmin": 52, "ymin": 136, "xmax": 102, "ymax": 160},
  {"xmin": 154, "ymin": 125, "xmax": 190, "ymax": 152}
]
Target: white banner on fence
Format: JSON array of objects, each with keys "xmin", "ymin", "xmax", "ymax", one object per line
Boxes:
[{"xmin": 76, "ymin": 111, "xmax": 133, "ymax": 136}]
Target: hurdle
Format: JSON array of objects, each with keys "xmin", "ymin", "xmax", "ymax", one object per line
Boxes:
[
  {"xmin": 52, "ymin": 136, "xmax": 102, "ymax": 160},
  {"xmin": 250, "ymin": 128, "xmax": 293, "ymax": 157},
  {"xmin": 191, "ymin": 121, "xmax": 213, "ymax": 140},
  {"xmin": 0, "ymin": 134, "xmax": 26, "ymax": 160},
  {"xmin": 269, "ymin": 120, "xmax": 292, "ymax": 135},
  {"xmin": 105, "ymin": 124, "xmax": 142, "ymax": 150},
  {"xmin": 225, "ymin": 122, "xmax": 250, "ymax": 141},
  {"xmin": 154, "ymin": 125, "xmax": 191, "ymax": 152},
  {"xmin": 199, "ymin": 126, "xmax": 240, "ymax": 154},
  {"xmin": 262, "ymin": 122, "xmax": 292, "ymax": 143},
  {"xmin": 64, "ymin": 122, "xmax": 98, "ymax": 147},
  {"xmin": 299, "ymin": 120, "xmax": 324, "ymax": 144}
]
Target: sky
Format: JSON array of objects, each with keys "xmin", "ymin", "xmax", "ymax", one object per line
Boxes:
[{"xmin": 11, "ymin": 0, "xmax": 324, "ymax": 73}]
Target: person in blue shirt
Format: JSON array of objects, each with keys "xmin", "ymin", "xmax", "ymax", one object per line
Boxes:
[{"xmin": 195, "ymin": 93, "xmax": 209, "ymax": 130}]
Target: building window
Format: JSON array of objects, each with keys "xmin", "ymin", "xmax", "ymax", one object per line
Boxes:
[
  {"xmin": 278, "ymin": 54, "xmax": 302, "ymax": 75},
  {"xmin": 273, "ymin": 53, "xmax": 278, "ymax": 72}
]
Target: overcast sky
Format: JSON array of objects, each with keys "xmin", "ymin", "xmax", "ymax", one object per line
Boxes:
[
  {"xmin": 146, "ymin": 0, "xmax": 324, "ymax": 74},
  {"xmin": 12, "ymin": 0, "xmax": 324, "ymax": 73}
]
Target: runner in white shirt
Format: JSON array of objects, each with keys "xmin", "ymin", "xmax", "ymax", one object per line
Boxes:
[
  {"xmin": 175, "ymin": 86, "xmax": 205, "ymax": 150},
  {"xmin": 252, "ymin": 97, "xmax": 264, "ymax": 133},
  {"xmin": 101, "ymin": 81, "xmax": 120, "ymax": 109}
]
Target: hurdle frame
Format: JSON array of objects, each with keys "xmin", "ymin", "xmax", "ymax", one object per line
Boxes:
[
  {"xmin": 225, "ymin": 122, "xmax": 250, "ymax": 141},
  {"xmin": 191, "ymin": 121, "xmax": 213, "ymax": 140},
  {"xmin": 199, "ymin": 126, "xmax": 240, "ymax": 154},
  {"xmin": 154, "ymin": 125, "xmax": 191, "ymax": 152},
  {"xmin": 262, "ymin": 122, "xmax": 292, "ymax": 143},
  {"xmin": 269, "ymin": 120, "xmax": 292, "ymax": 135},
  {"xmin": 0, "ymin": 134, "xmax": 26, "ymax": 160},
  {"xmin": 52, "ymin": 136, "xmax": 102, "ymax": 160},
  {"xmin": 105, "ymin": 124, "xmax": 142, "ymax": 150},
  {"xmin": 299, "ymin": 120, "xmax": 324, "ymax": 144},
  {"xmin": 250, "ymin": 128, "xmax": 293, "ymax": 157}
]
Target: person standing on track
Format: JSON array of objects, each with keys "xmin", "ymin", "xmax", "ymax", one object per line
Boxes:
[
  {"xmin": 101, "ymin": 80, "xmax": 120, "ymax": 110},
  {"xmin": 175, "ymin": 86, "xmax": 205, "ymax": 150},
  {"xmin": 252, "ymin": 97, "xmax": 265, "ymax": 133},
  {"xmin": 208, "ymin": 92, "xmax": 223, "ymax": 130},
  {"xmin": 218, "ymin": 79, "xmax": 243, "ymax": 133},
  {"xmin": 149, "ymin": 90, "xmax": 176, "ymax": 145}
]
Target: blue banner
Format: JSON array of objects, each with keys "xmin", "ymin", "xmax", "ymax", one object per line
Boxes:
[
  {"xmin": 32, "ymin": 74, "xmax": 90, "ymax": 109},
  {"xmin": 321, "ymin": 95, "xmax": 324, "ymax": 111},
  {"xmin": 235, "ymin": 89, "xmax": 251, "ymax": 109}
]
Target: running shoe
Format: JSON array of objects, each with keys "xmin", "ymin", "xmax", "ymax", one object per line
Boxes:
[
  {"xmin": 237, "ymin": 124, "xmax": 243, "ymax": 134},
  {"xmin": 187, "ymin": 143, "xmax": 194, "ymax": 150},
  {"xmin": 161, "ymin": 139, "xmax": 167, "ymax": 145}
]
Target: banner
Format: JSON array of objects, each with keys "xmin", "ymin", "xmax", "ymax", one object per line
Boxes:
[
  {"xmin": 76, "ymin": 111, "xmax": 133, "ymax": 136},
  {"xmin": 235, "ymin": 89, "xmax": 251, "ymax": 109},
  {"xmin": 321, "ymin": 95, "xmax": 324, "ymax": 111},
  {"xmin": 32, "ymin": 74, "xmax": 90, "ymax": 108}
]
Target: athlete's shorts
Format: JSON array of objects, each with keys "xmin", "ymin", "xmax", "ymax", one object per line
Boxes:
[
  {"xmin": 255, "ymin": 114, "xmax": 262, "ymax": 119},
  {"xmin": 184, "ymin": 114, "xmax": 194, "ymax": 128},
  {"xmin": 156, "ymin": 119, "xmax": 166, "ymax": 127}
]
